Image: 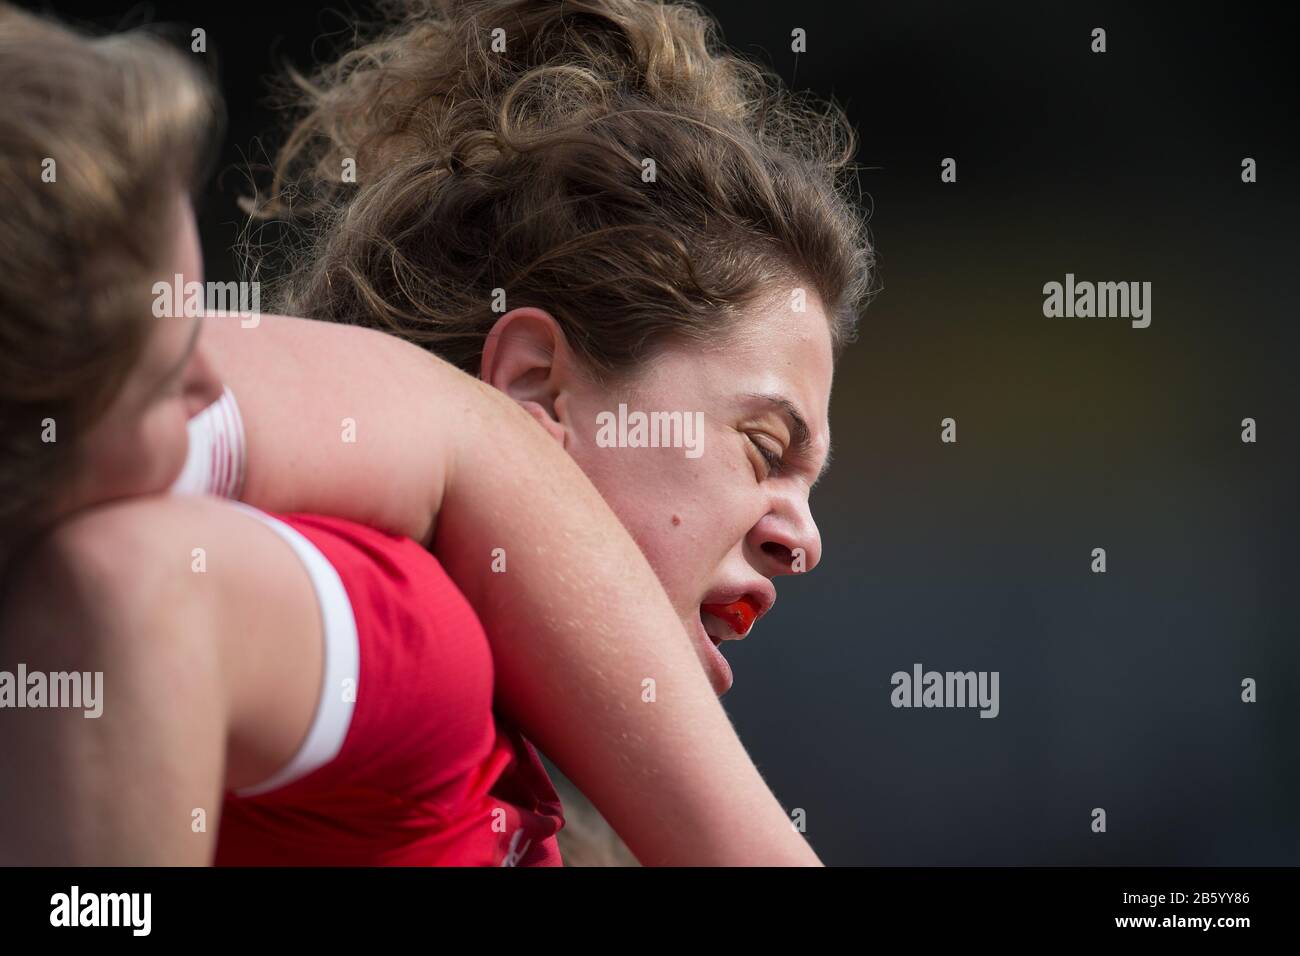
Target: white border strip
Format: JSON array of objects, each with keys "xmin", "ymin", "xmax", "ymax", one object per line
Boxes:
[{"xmin": 228, "ymin": 503, "xmax": 360, "ymax": 797}]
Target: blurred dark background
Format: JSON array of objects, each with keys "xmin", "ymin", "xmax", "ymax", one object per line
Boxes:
[{"xmin": 26, "ymin": 0, "xmax": 1300, "ymax": 864}]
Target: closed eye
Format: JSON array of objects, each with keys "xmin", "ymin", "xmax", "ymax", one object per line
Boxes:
[{"xmin": 750, "ymin": 435, "xmax": 786, "ymax": 477}]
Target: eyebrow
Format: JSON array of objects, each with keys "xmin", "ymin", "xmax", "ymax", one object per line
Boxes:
[{"xmin": 745, "ymin": 392, "xmax": 833, "ymax": 487}]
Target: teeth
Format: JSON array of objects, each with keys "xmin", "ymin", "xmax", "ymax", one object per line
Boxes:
[
  {"xmin": 701, "ymin": 599, "xmax": 759, "ymax": 637},
  {"xmin": 700, "ymin": 610, "xmax": 729, "ymax": 642}
]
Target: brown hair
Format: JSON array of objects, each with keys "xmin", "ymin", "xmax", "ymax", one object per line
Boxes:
[
  {"xmin": 252, "ymin": 0, "xmax": 875, "ymax": 381},
  {"xmin": 0, "ymin": 5, "xmax": 219, "ymax": 546},
  {"xmin": 253, "ymin": 0, "xmax": 872, "ymax": 866}
]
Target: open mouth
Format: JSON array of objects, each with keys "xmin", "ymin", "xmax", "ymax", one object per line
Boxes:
[
  {"xmin": 701, "ymin": 597, "xmax": 761, "ymax": 639},
  {"xmin": 700, "ymin": 608, "xmax": 727, "ymax": 647},
  {"xmin": 694, "ymin": 606, "xmax": 742, "ymax": 695},
  {"xmin": 699, "ymin": 597, "xmax": 761, "ymax": 648}
]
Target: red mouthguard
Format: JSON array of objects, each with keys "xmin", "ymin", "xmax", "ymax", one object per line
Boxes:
[{"xmin": 701, "ymin": 597, "xmax": 762, "ymax": 636}]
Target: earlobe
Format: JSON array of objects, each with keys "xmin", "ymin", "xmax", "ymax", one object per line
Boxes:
[{"xmin": 518, "ymin": 400, "xmax": 567, "ymax": 447}]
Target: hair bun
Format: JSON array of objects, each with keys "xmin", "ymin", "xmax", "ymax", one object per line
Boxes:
[{"xmin": 254, "ymin": 0, "xmax": 873, "ymax": 383}]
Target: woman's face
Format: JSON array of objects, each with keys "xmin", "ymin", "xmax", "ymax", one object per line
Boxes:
[
  {"xmin": 481, "ymin": 291, "xmax": 834, "ymax": 695},
  {"xmin": 58, "ymin": 196, "xmax": 223, "ymax": 519}
]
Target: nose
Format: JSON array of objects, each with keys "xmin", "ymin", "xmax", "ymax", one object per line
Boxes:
[
  {"xmin": 183, "ymin": 339, "xmax": 224, "ymax": 418},
  {"xmin": 749, "ymin": 491, "xmax": 823, "ymax": 577}
]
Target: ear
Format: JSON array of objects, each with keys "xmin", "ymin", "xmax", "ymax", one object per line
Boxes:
[{"xmin": 479, "ymin": 307, "xmax": 573, "ymax": 447}]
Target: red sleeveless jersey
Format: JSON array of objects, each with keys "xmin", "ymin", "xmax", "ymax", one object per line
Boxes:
[{"xmin": 212, "ymin": 511, "xmax": 565, "ymax": 866}]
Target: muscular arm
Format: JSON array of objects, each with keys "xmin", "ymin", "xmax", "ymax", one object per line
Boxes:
[{"xmin": 201, "ymin": 314, "xmax": 820, "ymax": 866}]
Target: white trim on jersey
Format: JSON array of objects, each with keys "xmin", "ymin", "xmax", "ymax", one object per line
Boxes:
[
  {"xmin": 170, "ymin": 386, "xmax": 246, "ymax": 499},
  {"xmin": 226, "ymin": 503, "xmax": 360, "ymax": 797},
  {"xmin": 170, "ymin": 389, "xmax": 358, "ymax": 795}
]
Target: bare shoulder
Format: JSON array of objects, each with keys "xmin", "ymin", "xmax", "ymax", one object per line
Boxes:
[
  {"xmin": 6, "ymin": 496, "xmax": 248, "ymax": 606},
  {"xmin": 2, "ymin": 497, "xmax": 199, "ymax": 630},
  {"xmin": 0, "ymin": 495, "xmax": 315, "ymax": 659}
]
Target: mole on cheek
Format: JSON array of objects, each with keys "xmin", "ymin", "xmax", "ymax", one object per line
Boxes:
[{"xmin": 671, "ymin": 513, "xmax": 682, "ymax": 527}]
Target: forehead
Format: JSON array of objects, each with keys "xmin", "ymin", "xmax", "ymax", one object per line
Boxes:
[
  {"xmin": 638, "ymin": 290, "xmax": 835, "ymax": 447},
  {"xmin": 721, "ymin": 290, "xmax": 833, "ymax": 408}
]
